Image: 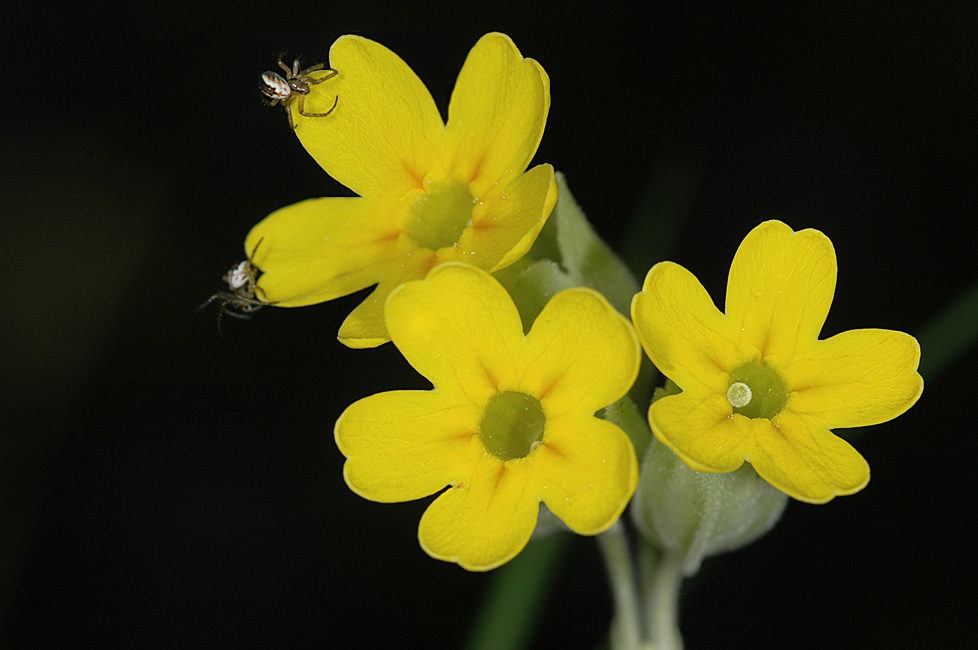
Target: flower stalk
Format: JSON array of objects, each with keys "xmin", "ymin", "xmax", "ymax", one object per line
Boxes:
[
  {"xmin": 598, "ymin": 524, "xmax": 644, "ymax": 650},
  {"xmin": 641, "ymin": 544, "xmax": 684, "ymax": 650}
]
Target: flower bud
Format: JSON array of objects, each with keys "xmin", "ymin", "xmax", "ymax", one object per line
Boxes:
[{"xmin": 631, "ymin": 437, "xmax": 787, "ymax": 576}]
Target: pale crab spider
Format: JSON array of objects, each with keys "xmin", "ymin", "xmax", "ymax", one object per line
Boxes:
[
  {"xmin": 198, "ymin": 238, "xmax": 275, "ymax": 327},
  {"xmin": 260, "ymin": 53, "xmax": 338, "ymax": 129}
]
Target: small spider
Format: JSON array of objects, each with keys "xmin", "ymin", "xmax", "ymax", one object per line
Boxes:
[
  {"xmin": 260, "ymin": 53, "xmax": 338, "ymax": 129},
  {"xmin": 198, "ymin": 238, "xmax": 275, "ymax": 328}
]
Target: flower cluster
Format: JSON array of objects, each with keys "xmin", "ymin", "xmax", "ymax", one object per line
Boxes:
[{"xmin": 237, "ymin": 33, "xmax": 922, "ymax": 572}]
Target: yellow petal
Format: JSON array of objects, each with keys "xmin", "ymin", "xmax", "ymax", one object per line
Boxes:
[
  {"xmin": 452, "ymin": 164, "xmax": 557, "ymax": 273},
  {"xmin": 444, "ymin": 33, "xmax": 550, "ymax": 198},
  {"xmin": 335, "ymin": 390, "xmax": 482, "ymax": 502},
  {"xmin": 748, "ymin": 409, "xmax": 870, "ymax": 504},
  {"xmin": 648, "ymin": 389, "xmax": 751, "ymax": 473},
  {"xmin": 245, "ymin": 197, "xmax": 412, "ymax": 307},
  {"xmin": 337, "ymin": 251, "xmax": 436, "ymax": 349},
  {"xmin": 783, "ymin": 328, "xmax": 923, "ymax": 428},
  {"xmin": 418, "ymin": 457, "xmax": 540, "ymax": 571},
  {"xmin": 631, "ymin": 262, "xmax": 746, "ymax": 392},
  {"xmin": 522, "ymin": 287, "xmax": 639, "ymax": 418},
  {"xmin": 293, "ymin": 35, "xmax": 445, "ymax": 200},
  {"xmin": 384, "ymin": 263, "xmax": 524, "ymax": 403},
  {"xmin": 725, "ymin": 220, "xmax": 837, "ymax": 363},
  {"xmin": 527, "ymin": 416, "xmax": 638, "ymax": 534}
]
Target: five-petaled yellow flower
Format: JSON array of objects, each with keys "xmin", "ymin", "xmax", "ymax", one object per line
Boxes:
[
  {"xmin": 335, "ymin": 263, "xmax": 640, "ymax": 571},
  {"xmin": 631, "ymin": 220, "xmax": 923, "ymax": 504},
  {"xmin": 244, "ymin": 33, "xmax": 557, "ymax": 348}
]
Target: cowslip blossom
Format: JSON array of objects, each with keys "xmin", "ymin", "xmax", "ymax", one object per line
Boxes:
[
  {"xmin": 335, "ymin": 263, "xmax": 640, "ymax": 570},
  {"xmin": 244, "ymin": 33, "xmax": 556, "ymax": 348},
  {"xmin": 631, "ymin": 220, "xmax": 923, "ymax": 503}
]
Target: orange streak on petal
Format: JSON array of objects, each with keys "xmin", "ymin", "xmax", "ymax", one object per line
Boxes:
[
  {"xmin": 468, "ymin": 157, "xmax": 484, "ymax": 183},
  {"xmin": 373, "ymin": 228, "xmax": 403, "ymax": 243},
  {"xmin": 480, "ymin": 364, "xmax": 500, "ymax": 392},
  {"xmin": 486, "ymin": 464, "xmax": 509, "ymax": 509},
  {"xmin": 445, "ymin": 430, "xmax": 478, "ymax": 443},
  {"xmin": 540, "ymin": 440, "xmax": 566, "ymax": 460},
  {"xmin": 402, "ymin": 163, "xmax": 425, "ymax": 190},
  {"xmin": 708, "ymin": 356, "xmax": 730, "ymax": 373},
  {"xmin": 535, "ymin": 375, "xmax": 561, "ymax": 402},
  {"xmin": 419, "ymin": 253, "xmax": 439, "ymax": 276}
]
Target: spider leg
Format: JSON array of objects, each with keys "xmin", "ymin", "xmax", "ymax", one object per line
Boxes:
[
  {"xmin": 298, "ymin": 94, "xmax": 338, "ymax": 119},
  {"xmin": 298, "ymin": 62, "xmax": 326, "ymax": 77},
  {"xmin": 235, "ymin": 294, "xmax": 276, "ymax": 307},
  {"xmin": 214, "ymin": 301, "xmax": 252, "ymax": 334},
  {"xmin": 253, "ymin": 283, "xmax": 272, "ymax": 302},
  {"xmin": 248, "ymin": 237, "xmax": 264, "ymax": 263},
  {"xmin": 223, "ymin": 309, "xmax": 254, "ymax": 321},
  {"xmin": 292, "ymin": 58, "xmax": 301, "ymax": 76},
  {"xmin": 277, "ymin": 53, "xmax": 291, "ymax": 75},
  {"xmin": 285, "ymin": 102, "xmax": 296, "ymax": 129},
  {"xmin": 305, "ymin": 69, "xmax": 337, "ymax": 85},
  {"xmin": 197, "ymin": 293, "xmax": 223, "ymax": 312}
]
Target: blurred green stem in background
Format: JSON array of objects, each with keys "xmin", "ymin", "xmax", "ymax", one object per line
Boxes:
[
  {"xmin": 916, "ymin": 279, "xmax": 978, "ymax": 378},
  {"xmin": 617, "ymin": 143, "xmax": 703, "ymax": 281},
  {"xmin": 464, "ymin": 534, "xmax": 571, "ymax": 650}
]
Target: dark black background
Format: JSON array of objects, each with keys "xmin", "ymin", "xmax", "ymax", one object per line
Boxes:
[{"xmin": 2, "ymin": 5, "xmax": 975, "ymax": 648}]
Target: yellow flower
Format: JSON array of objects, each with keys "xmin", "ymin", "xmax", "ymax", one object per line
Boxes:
[
  {"xmin": 335, "ymin": 263, "xmax": 640, "ymax": 571},
  {"xmin": 631, "ymin": 220, "xmax": 923, "ymax": 504},
  {"xmin": 244, "ymin": 33, "xmax": 557, "ymax": 348}
]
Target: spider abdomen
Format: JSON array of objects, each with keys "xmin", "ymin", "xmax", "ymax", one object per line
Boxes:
[{"xmin": 260, "ymin": 72, "xmax": 291, "ymax": 101}]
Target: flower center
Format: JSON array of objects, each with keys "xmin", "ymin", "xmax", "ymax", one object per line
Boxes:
[
  {"xmin": 726, "ymin": 359, "xmax": 788, "ymax": 419},
  {"xmin": 479, "ymin": 391, "xmax": 546, "ymax": 461},
  {"xmin": 404, "ymin": 181, "xmax": 474, "ymax": 251}
]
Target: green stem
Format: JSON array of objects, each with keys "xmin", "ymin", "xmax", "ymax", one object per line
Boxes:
[
  {"xmin": 917, "ymin": 278, "xmax": 978, "ymax": 378},
  {"xmin": 640, "ymin": 543, "xmax": 684, "ymax": 650},
  {"xmin": 464, "ymin": 534, "xmax": 570, "ymax": 650},
  {"xmin": 597, "ymin": 523, "xmax": 644, "ymax": 650},
  {"xmin": 617, "ymin": 142, "xmax": 703, "ymax": 282}
]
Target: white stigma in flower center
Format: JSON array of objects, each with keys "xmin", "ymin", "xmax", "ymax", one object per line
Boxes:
[{"xmin": 726, "ymin": 382, "xmax": 752, "ymax": 408}]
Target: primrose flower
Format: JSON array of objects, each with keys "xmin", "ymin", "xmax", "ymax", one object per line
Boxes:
[
  {"xmin": 245, "ymin": 33, "xmax": 556, "ymax": 348},
  {"xmin": 335, "ymin": 263, "xmax": 640, "ymax": 570},
  {"xmin": 631, "ymin": 220, "xmax": 923, "ymax": 504}
]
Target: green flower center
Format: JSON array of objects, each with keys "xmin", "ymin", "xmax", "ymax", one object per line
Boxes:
[
  {"xmin": 404, "ymin": 181, "xmax": 474, "ymax": 250},
  {"xmin": 726, "ymin": 359, "xmax": 788, "ymax": 419},
  {"xmin": 479, "ymin": 391, "xmax": 546, "ymax": 461}
]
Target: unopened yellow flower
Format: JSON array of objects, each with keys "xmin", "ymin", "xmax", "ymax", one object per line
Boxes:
[
  {"xmin": 335, "ymin": 263, "xmax": 640, "ymax": 570},
  {"xmin": 631, "ymin": 220, "xmax": 923, "ymax": 504},
  {"xmin": 245, "ymin": 33, "xmax": 556, "ymax": 348}
]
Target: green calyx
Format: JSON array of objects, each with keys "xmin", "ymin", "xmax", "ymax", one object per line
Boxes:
[
  {"xmin": 726, "ymin": 359, "xmax": 788, "ymax": 419},
  {"xmin": 405, "ymin": 181, "xmax": 474, "ymax": 250},
  {"xmin": 480, "ymin": 391, "xmax": 546, "ymax": 461}
]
